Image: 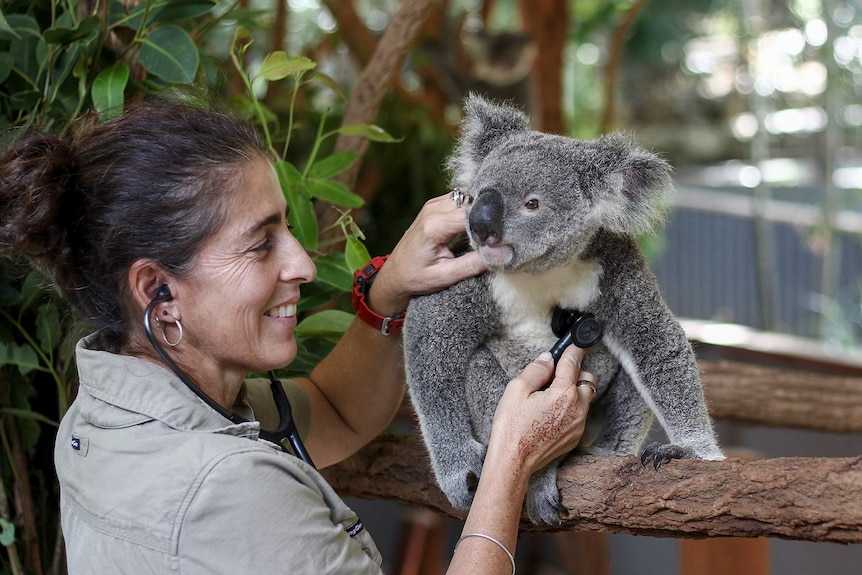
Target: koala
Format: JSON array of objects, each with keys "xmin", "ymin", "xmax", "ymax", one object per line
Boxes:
[{"xmin": 402, "ymin": 95, "xmax": 724, "ymax": 526}]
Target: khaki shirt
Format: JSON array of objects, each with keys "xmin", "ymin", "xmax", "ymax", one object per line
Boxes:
[{"xmin": 55, "ymin": 335, "xmax": 383, "ymax": 574}]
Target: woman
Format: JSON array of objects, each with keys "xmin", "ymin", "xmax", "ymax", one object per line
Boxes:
[{"xmin": 0, "ymin": 101, "xmax": 594, "ymax": 574}]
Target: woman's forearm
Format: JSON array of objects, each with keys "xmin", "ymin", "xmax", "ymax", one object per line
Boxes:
[
  {"xmin": 300, "ymin": 316, "xmax": 407, "ymax": 468},
  {"xmin": 446, "ymin": 446, "xmax": 529, "ymax": 575}
]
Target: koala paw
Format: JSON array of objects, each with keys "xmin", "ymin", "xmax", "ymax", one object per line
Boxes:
[
  {"xmin": 525, "ymin": 466, "xmax": 566, "ymax": 525},
  {"xmin": 639, "ymin": 442, "xmax": 699, "ymax": 470},
  {"xmin": 435, "ymin": 439, "xmax": 487, "ymax": 510}
]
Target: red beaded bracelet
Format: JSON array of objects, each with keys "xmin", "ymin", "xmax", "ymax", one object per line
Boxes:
[{"xmin": 352, "ymin": 255, "xmax": 405, "ymax": 335}]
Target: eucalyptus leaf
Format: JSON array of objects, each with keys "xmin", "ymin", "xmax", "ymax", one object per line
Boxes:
[
  {"xmin": 138, "ymin": 25, "xmax": 199, "ymax": 84},
  {"xmin": 295, "ymin": 310, "xmax": 354, "ymax": 339},
  {"xmin": 49, "ymin": 43, "xmax": 84, "ymax": 103},
  {"xmin": 2, "ymin": 342, "xmax": 41, "ymax": 375},
  {"xmin": 20, "ymin": 270, "xmax": 45, "ymax": 310},
  {"xmin": 276, "ymin": 160, "xmax": 303, "ymax": 186},
  {"xmin": 4, "ymin": 14, "xmax": 40, "ymax": 39},
  {"xmin": 276, "ymin": 161, "xmax": 317, "ymax": 250},
  {"xmin": 10, "ymin": 33, "xmax": 47, "ymax": 85},
  {"xmin": 335, "ymin": 123, "xmax": 401, "ymax": 143},
  {"xmin": 0, "ymin": 282, "xmax": 22, "ymax": 307},
  {"xmin": 344, "ymin": 236, "xmax": 371, "ymax": 272},
  {"xmin": 297, "ymin": 291, "xmax": 335, "ymax": 312},
  {"xmin": 153, "ymin": 0, "xmax": 218, "ymax": 24},
  {"xmin": 36, "ymin": 303, "xmax": 61, "ymax": 354},
  {"xmin": 313, "ymin": 255, "xmax": 353, "ymax": 292},
  {"xmin": 91, "ymin": 63, "xmax": 130, "ymax": 120},
  {"xmin": 44, "ymin": 15, "xmax": 100, "ymax": 44},
  {"xmin": 304, "ymin": 178, "xmax": 364, "ymax": 208},
  {"xmin": 308, "ymin": 72, "xmax": 345, "ymax": 100},
  {"xmin": 231, "ymin": 25, "xmax": 253, "ymax": 57},
  {"xmin": 288, "ymin": 193, "xmax": 318, "ymax": 250},
  {"xmin": 309, "ymin": 150, "xmax": 357, "ymax": 179},
  {"xmin": 257, "ymin": 52, "xmax": 315, "ymax": 81},
  {"xmin": 0, "ymin": 10, "xmax": 21, "ymax": 40},
  {"xmin": 296, "ymin": 281, "xmax": 340, "ymax": 312},
  {"xmin": 123, "ymin": 1, "xmax": 215, "ymax": 28}
]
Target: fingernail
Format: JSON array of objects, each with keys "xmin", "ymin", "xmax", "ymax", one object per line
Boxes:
[{"xmin": 537, "ymin": 352, "xmax": 552, "ymax": 363}]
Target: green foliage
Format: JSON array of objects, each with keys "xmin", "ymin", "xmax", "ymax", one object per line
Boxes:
[{"xmin": 0, "ymin": 1, "xmax": 392, "ymax": 571}]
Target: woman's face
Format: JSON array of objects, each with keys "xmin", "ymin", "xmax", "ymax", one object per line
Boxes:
[{"xmin": 171, "ymin": 155, "xmax": 316, "ymax": 382}]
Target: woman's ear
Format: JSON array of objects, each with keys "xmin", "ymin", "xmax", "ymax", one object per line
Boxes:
[{"xmin": 127, "ymin": 259, "xmax": 176, "ymax": 318}]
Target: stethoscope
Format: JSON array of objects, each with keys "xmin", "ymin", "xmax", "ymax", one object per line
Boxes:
[{"xmin": 143, "ymin": 284, "xmax": 315, "ymax": 468}]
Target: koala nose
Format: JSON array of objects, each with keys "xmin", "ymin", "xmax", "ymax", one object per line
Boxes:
[{"xmin": 468, "ymin": 189, "xmax": 504, "ymax": 246}]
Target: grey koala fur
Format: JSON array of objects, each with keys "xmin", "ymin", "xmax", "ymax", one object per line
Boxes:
[{"xmin": 402, "ymin": 94, "xmax": 724, "ymax": 526}]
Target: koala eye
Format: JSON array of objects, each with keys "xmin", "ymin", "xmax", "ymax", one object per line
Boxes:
[{"xmin": 524, "ymin": 198, "xmax": 540, "ymax": 210}]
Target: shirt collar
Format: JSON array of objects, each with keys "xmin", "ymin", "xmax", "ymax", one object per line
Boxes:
[{"xmin": 75, "ymin": 334, "xmax": 260, "ymax": 438}]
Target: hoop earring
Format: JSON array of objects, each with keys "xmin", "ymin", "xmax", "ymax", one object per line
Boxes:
[{"xmin": 162, "ymin": 320, "xmax": 183, "ymax": 347}]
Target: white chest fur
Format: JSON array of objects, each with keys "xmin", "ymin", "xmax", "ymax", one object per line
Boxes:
[{"xmin": 489, "ymin": 259, "xmax": 603, "ymax": 348}]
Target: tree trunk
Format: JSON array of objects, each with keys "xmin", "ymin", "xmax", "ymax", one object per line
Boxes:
[
  {"xmin": 321, "ymin": 434, "xmax": 862, "ymax": 543},
  {"xmin": 519, "ymin": 0, "xmax": 567, "ymax": 133}
]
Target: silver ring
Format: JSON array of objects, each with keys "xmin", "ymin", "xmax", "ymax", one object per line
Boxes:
[
  {"xmin": 576, "ymin": 371, "xmax": 596, "ymax": 395},
  {"xmin": 576, "ymin": 380, "xmax": 597, "ymax": 395},
  {"xmin": 450, "ymin": 188, "xmax": 470, "ymax": 208}
]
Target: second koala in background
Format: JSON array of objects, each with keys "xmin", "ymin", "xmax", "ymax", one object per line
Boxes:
[{"xmin": 402, "ymin": 95, "xmax": 724, "ymax": 526}]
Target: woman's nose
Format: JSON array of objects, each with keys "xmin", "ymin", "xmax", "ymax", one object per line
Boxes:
[{"xmin": 279, "ymin": 237, "xmax": 317, "ymax": 284}]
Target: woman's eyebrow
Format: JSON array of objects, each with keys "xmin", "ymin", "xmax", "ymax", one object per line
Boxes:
[{"xmin": 243, "ymin": 207, "xmax": 289, "ymax": 239}]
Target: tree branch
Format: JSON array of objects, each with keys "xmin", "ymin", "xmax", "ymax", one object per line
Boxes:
[
  {"xmin": 322, "ymin": 434, "xmax": 862, "ymax": 544},
  {"xmin": 314, "ymin": 0, "xmax": 437, "ymax": 238},
  {"xmin": 320, "ymin": 0, "xmax": 379, "ymax": 67},
  {"xmin": 333, "ymin": 0, "xmax": 437, "ymax": 189},
  {"xmin": 701, "ymin": 359, "xmax": 862, "ymax": 433}
]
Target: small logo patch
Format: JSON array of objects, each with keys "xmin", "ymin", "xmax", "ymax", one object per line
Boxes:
[
  {"xmin": 70, "ymin": 434, "xmax": 88, "ymax": 456},
  {"xmin": 345, "ymin": 519, "xmax": 364, "ymax": 538}
]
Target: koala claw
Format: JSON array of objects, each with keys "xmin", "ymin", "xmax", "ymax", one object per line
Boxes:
[
  {"xmin": 640, "ymin": 442, "xmax": 696, "ymax": 470},
  {"xmin": 525, "ymin": 467, "xmax": 566, "ymax": 525}
]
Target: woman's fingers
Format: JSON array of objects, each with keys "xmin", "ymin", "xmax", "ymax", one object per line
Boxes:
[
  {"xmin": 514, "ymin": 352, "xmax": 556, "ymax": 392},
  {"xmin": 546, "ymin": 345, "xmax": 586, "ymax": 391}
]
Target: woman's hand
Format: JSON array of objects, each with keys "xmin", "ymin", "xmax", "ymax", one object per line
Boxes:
[
  {"xmin": 446, "ymin": 345, "xmax": 594, "ymax": 575},
  {"xmin": 487, "ymin": 345, "xmax": 595, "ymax": 476},
  {"xmin": 367, "ymin": 193, "xmax": 486, "ymax": 317}
]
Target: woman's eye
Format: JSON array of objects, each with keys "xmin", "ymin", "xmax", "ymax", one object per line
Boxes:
[
  {"xmin": 525, "ymin": 198, "xmax": 540, "ymax": 210},
  {"xmin": 251, "ymin": 239, "xmax": 272, "ymax": 253}
]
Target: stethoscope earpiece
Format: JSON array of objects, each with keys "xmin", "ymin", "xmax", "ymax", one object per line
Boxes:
[{"xmin": 154, "ymin": 283, "xmax": 173, "ymax": 303}]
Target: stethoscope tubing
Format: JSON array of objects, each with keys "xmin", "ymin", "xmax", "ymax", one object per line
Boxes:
[{"xmin": 143, "ymin": 288, "xmax": 315, "ymax": 468}]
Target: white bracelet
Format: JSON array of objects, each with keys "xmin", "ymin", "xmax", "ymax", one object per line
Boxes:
[{"xmin": 455, "ymin": 532, "xmax": 516, "ymax": 575}]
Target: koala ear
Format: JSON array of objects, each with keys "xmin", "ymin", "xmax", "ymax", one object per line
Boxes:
[
  {"xmin": 584, "ymin": 133, "xmax": 674, "ymax": 236},
  {"xmin": 447, "ymin": 93, "xmax": 531, "ymax": 188}
]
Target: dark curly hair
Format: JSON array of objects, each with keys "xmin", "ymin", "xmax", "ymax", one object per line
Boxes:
[{"xmin": 0, "ymin": 102, "xmax": 268, "ymax": 350}]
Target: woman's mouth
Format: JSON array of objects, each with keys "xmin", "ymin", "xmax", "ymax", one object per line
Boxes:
[{"xmin": 263, "ymin": 303, "xmax": 297, "ymax": 318}]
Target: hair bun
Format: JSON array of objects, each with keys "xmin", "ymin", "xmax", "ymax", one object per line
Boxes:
[{"xmin": 0, "ymin": 132, "xmax": 77, "ymax": 283}]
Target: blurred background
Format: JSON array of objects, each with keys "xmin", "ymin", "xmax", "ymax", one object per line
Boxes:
[{"xmin": 2, "ymin": 0, "xmax": 861, "ymax": 573}]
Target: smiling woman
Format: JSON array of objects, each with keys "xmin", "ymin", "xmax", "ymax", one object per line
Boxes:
[{"xmin": 0, "ymin": 99, "xmax": 596, "ymax": 575}]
